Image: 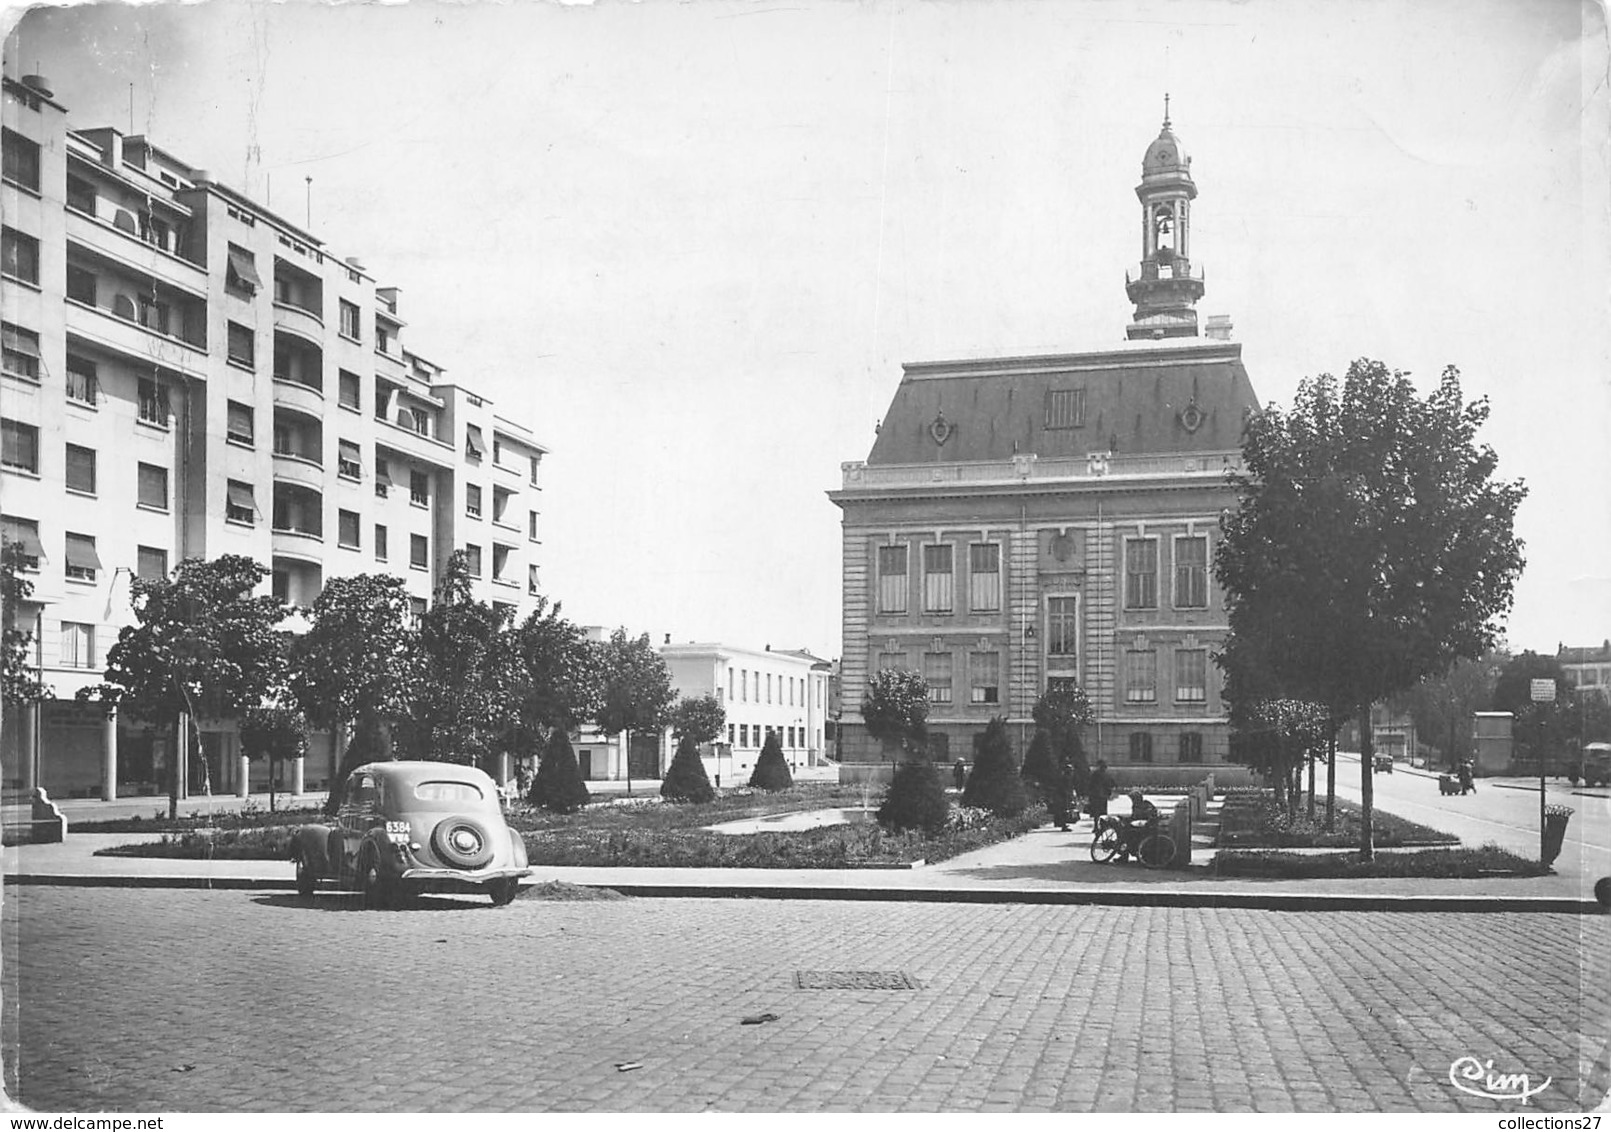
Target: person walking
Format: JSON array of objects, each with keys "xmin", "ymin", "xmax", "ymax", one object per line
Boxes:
[
  {"xmin": 1087, "ymin": 759, "xmax": 1114, "ymax": 819},
  {"xmin": 1459, "ymin": 759, "xmax": 1476, "ymax": 794}
]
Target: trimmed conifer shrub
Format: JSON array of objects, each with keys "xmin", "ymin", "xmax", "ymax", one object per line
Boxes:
[
  {"xmin": 961, "ymin": 716, "xmax": 1030, "ymax": 817},
  {"xmin": 528, "ymin": 728, "xmax": 592, "ymax": 813},
  {"xmin": 749, "ymin": 729, "xmax": 794, "ymax": 791},
  {"xmin": 1021, "ymin": 727, "xmax": 1076, "ymax": 827},
  {"xmin": 1020, "ymin": 730, "xmax": 1055, "ymax": 794},
  {"xmin": 876, "ymin": 759, "xmax": 950, "ymax": 836},
  {"xmin": 661, "ymin": 735, "xmax": 716, "ymax": 803}
]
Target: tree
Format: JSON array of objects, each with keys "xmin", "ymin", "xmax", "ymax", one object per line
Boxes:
[
  {"xmin": 859, "ymin": 669, "xmax": 929, "ymax": 759},
  {"xmin": 78, "ymin": 555, "xmax": 287, "ymax": 819},
  {"xmin": 1031, "ymin": 683, "xmax": 1094, "ymax": 796},
  {"xmin": 1390, "ymin": 649, "xmax": 1505, "ymax": 770},
  {"xmin": 395, "ymin": 552, "xmax": 517, "ymax": 773},
  {"xmin": 1, "ymin": 540, "xmax": 50, "ymax": 710},
  {"xmin": 287, "ymin": 573, "xmax": 419, "ymax": 815},
  {"xmin": 1215, "ymin": 360, "xmax": 1527, "ymax": 859},
  {"xmin": 1018, "ymin": 729, "xmax": 1073, "ymax": 828},
  {"xmin": 660, "ymin": 735, "xmax": 716, "ymax": 803},
  {"xmin": 507, "ymin": 596, "xmax": 604, "ymax": 744},
  {"xmin": 594, "ymin": 628, "xmax": 675, "ymax": 788},
  {"xmin": 528, "ymin": 727, "xmax": 591, "ymax": 813},
  {"xmin": 961, "ymin": 716, "xmax": 1030, "ymax": 817},
  {"xmin": 1491, "ymin": 652, "xmax": 1599, "ymax": 774},
  {"xmin": 237, "ymin": 704, "xmax": 308, "ymax": 812},
  {"xmin": 876, "ymin": 758, "xmax": 949, "ymax": 835},
  {"xmin": 671, "ymin": 694, "xmax": 726, "ymax": 746},
  {"xmin": 749, "ymin": 729, "xmax": 794, "ymax": 791}
]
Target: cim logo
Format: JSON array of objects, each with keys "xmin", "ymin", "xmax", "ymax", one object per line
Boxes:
[{"xmin": 1448, "ymin": 1056, "xmax": 1551, "ymax": 1105}]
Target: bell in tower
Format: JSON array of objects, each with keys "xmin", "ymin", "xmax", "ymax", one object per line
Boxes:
[{"xmin": 1126, "ymin": 95, "xmax": 1206, "ymax": 340}]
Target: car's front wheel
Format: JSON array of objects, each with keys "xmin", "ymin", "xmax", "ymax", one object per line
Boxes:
[
  {"xmin": 293, "ymin": 851, "xmax": 317, "ymax": 899},
  {"xmin": 357, "ymin": 848, "xmax": 393, "ymax": 909},
  {"xmin": 488, "ymin": 878, "xmax": 519, "ymax": 907}
]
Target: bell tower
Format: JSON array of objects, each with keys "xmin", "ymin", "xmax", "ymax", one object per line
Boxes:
[{"xmin": 1125, "ymin": 96, "xmax": 1205, "ymax": 339}]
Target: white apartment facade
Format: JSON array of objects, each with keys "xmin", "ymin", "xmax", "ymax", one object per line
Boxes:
[{"xmin": 0, "ymin": 75, "xmax": 548, "ymax": 800}]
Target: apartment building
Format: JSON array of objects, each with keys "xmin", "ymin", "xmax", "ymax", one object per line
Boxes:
[
  {"xmin": 657, "ymin": 641, "xmax": 833, "ymax": 786},
  {"xmin": 0, "ymin": 74, "xmax": 549, "ymax": 801},
  {"xmin": 829, "ymin": 109, "xmax": 1260, "ymax": 786},
  {"xmin": 1559, "ymin": 641, "xmax": 1611, "ymax": 703}
]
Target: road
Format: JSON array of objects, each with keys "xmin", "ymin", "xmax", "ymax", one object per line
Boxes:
[
  {"xmin": 3, "ymin": 887, "xmax": 1606, "ymax": 1113},
  {"xmin": 1327, "ymin": 755, "xmax": 1611, "ymax": 898}
]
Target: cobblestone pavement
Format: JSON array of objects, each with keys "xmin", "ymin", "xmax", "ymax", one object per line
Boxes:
[{"xmin": 4, "ymin": 887, "xmax": 1607, "ymax": 1113}]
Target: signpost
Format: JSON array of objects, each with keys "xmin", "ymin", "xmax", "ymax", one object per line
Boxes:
[{"xmin": 1531, "ymin": 679, "xmax": 1557, "ymax": 861}]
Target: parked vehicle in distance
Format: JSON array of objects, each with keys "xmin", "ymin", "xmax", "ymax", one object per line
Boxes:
[
  {"xmin": 290, "ymin": 761, "xmax": 530, "ymax": 906},
  {"xmin": 1570, "ymin": 743, "xmax": 1611, "ymax": 788},
  {"xmin": 1373, "ymin": 755, "xmax": 1394, "ymax": 773}
]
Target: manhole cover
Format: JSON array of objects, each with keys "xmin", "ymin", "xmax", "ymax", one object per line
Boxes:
[{"xmin": 794, "ymin": 970, "xmax": 922, "ymax": 991}]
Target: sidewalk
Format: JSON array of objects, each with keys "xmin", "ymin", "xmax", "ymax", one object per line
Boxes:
[{"xmin": 5, "ymin": 805, "xmax": 1600, "ymax": 913}]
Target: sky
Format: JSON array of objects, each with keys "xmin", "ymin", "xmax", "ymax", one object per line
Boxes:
[{"xmin": 4, "ymin": 0, "xmax": 1607, "ymax": 660}]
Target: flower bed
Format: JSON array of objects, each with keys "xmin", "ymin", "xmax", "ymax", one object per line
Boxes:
[
  {"xmin": 1216, "ymin": 792, "xmax": 1456, "ymax": 848},
  {"xmin": 1212, "ymin": 844, "xmax": 1547, "ymax": 879},
  {"xmin": 96, "ymin": 825, "xmax": 298, "ymax": 859}
]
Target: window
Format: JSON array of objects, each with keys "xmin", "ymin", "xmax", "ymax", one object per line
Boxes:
[
  {"xmin": 1179, "ymin": 732, "xmax": 1204, "ymax": 764},
  {"xmin": 492, "ymin": 544, "xmax": 511, "ymax": 582},
  {"xmin": 64, "ymin": 444, "xmax": 96, "ymax": 495},
  {"xmin": 923, "ymin": 651, "xmax": 953, "ymax": 704},
  {"xmin": 529, "ymin": 454, "xmax": 541, "ymax": 487},
  {"xmin": 225, "ymin": 244, "xmax": 260, "ymax": 297},
  {"xmin": 226, "ymin": 401, "xmax": 254, "ymax": 446},
  {"xmin": 339, "ymin": 300, "xmax": 361, "ymax": 340},
  {"xmin": 372, "ymin": 457, "xmax": 392, "ymax": 499},
  {"xmin": 136, "ymin": 546, "xmax": 167, "ymax": 581},
  {"xmin": 338, "ymin": 370, "xmax": 360, "ymax": 410},
  {"xmin": 225, "ymin": 481, "xmax": 255, "ymax": 525},
  {"xmin": 491, "ymin": 487, "xmax": 512, "ymax": 524},
  {"xmin": 466, "ymin": 484, "xmax": 482, "ymax": 518},
  {"xmin": 64, "ymin": 533, "xmax": 100, "ymax": 582},
  {"xmin": 338, "ymin": 510, "xmax": 360, "ymax": 549},
  {"xmin": 739, "ymin": 669, "xmax": 748, "ymax": 702},
  {"xmin": 227, "ymin": 322, "xmax": 254, "ymax": 367},
  {"xmin": 410, "ymin": 534, "xmax": 429, "ymax": 570},
  {"xmin": 2, "ymin": 323, "xmax": 40, "ymax": 379},
  {"xmin": 410, "ymin": 471, "xmax": 429, "ymax": 507},
  {"xmin": 1125, "ymin": 649, "xmax": 1157, "ymax": 703},
  {"xmin": 1, "ymin": 228, "xmax": 38, "ymax": 284},
  {"xmin": 2, "ymin": 419, "xmax": 39, "ymax": 473},
  {"xmin": 970, "ymin": 651, "xmax": 999, "ymax": 704},
  {"xmin": 528, "ymin": 510, "xmax": 541, "ymax": 542},
  {"xmin": 137, "ymin": 378, "xmax": 170, "ymax": 426},
  {"xmin": 1129, "ymin": 732, "xmax": 1154, "ymax": 764},
  {"xmin": 766, "ymin": 674, "xmax": 773, "ymax": 703},
  {"xmin": 1, "ymin": 516, "xmax": 43, "ymax": 570},
  {"xmin": 408, "ymin": 597, "xmax": 427, "ymax": 629},
  {"xmin": 877, "ymin": 651, "xmax": 905, "ymax": 672},
  {"xmin": 739, "ymin": 724, "xmax": 750, "ymax": 748},
  {"xmin": 375, "ymin": 324, "xmax": 392, "ymax": 355},
  {"xmin": 66, "ymin": 174, "xmax": 96, "ymax": 215},
  {"xmin": 923, "ymin": 545, "xmax": 954, "ymax": 613},
  {"xmin": 2, "ymin": 130, "xmax": 39, "ymax": 191},
  {"xmin": 1126, "ymin": 538, "xmax": 1159, "ymax": 609},
  {"xmin": 136, "ymin": 463, "xmax": 168, "ymax": 509},
  {"xmin": 876, "ymin": 545, "xmax": 909, "ymax": 614},
  {"xmin": 492, "ymin": 439, "xmax": 504, "ymax": 466},
  {"xmin": 136, "ymin": 294, "xmax": 171, "ymax": 336},
  {"xmin": 465, "ymin": 425, "xmax": 484, "ymax": 462},
  {"xmin": 528, "ymin": 564, "xmax": 540, "ymax": 595},
  {"xmin": 66, "ymin": 356, "xmax": 98, "ymax": 404},
  {"xmin": 1175, "ymin": 648, "xmax": 1208, "ymax": 703},
  {"xmin": 337, "ymin": 440, "xmax": 362, "ymax": 481},
  {"xmin": 1045, "ymin": 387, "xmax": 1086, "ymax": 429},
  {"xmin": 59, "ymin": 622, "xmax": 95, "ymax": 668},
  {"xmin": 1047, "ymin": 596, "xmax": 1078, "ymax": 657},
  {"xmin": 969, "ymin": 543, "xmax": 1001, "ymax": 612},
  {"xmin": 1174, "ymin": 535, "xmax": 1209, "ymax": 609},
  {"xmin": 66, "ymin": 264, "xmax": 97, "ymax": 306},
  {"xmin": 374, "ymin": 524, "xmax": 388, "ymax": 561}
]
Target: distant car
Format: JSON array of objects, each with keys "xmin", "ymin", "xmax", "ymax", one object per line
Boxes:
[
  {"xmin": 1373, "ymin": 755, "xmax": 1394, "ymax": 773},
  {"xmin": 291, "ymin": 761, "xmax": 530, "ymax": 907}
]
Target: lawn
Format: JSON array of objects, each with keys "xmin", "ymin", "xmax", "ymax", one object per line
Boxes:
[
  {"xmin": 1216, "ymin": 791, "xmax": 1458, "ymax": 849},
  {"xmin": 93, "ymin": 783, "xmax": 1047, "ymax": 869},
  {"xmin": 1211, "ymin": 844, "xmax": 1549, "ymax": 879}
]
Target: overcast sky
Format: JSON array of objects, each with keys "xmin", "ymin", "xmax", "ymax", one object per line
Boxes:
[{"xmin": 5, "ymin": 0, "xmax": 1606, "ymax": 660}]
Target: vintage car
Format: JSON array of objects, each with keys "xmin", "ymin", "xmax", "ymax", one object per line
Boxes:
[
  {"xmin": 291, "ymin": 761, "xmax": 530, "ymax": 906},
  {"xmin": 1373, "ymin": 754, "xmax": 1394, "ymax": 773}
]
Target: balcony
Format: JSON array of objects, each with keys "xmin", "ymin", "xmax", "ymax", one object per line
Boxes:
[
  {"xmin": 271, "ymin": 450, "xmax": 325, "ymax": 492},
  {"xmin": 272, "ymin": 300, "xmax": 325, "ymax": 346},
  {"xmin": 65, "ymin": 209, "xmax": 206, "ymax": 295},
  {"xmin": 272, "ymin": 375, "xmax": 324, "ymax": 417},
  {"xmin": 62, "ymin": 297, "xmax": 207, "ymax": 377},
  {"xmin": 375, "ymin": 415, "xmax": 456, "ymax": 470},
  {"xmin": 271, "ymin": 528, "xmax": 324, "ymax": 565}
]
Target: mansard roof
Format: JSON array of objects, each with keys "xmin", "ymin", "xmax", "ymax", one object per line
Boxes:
[{"xmin": 864, "ymin": 337, "xmax": 1260, "ymax": 465}]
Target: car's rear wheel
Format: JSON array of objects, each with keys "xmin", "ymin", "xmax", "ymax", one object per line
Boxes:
[
  {"xmin": 488, "ymin": 878, "xmax": 518, "ymax": 907},
  {"xmin": 431, "ymin": 818, "xmax": 495, "ymax": 870},
  {"xmin": 357, "ymin": 848, "xmax": 393, "ymax": 909},
  {"xmin": 293, "ymin": 852, "xmax": 316, "ymax": 899}
]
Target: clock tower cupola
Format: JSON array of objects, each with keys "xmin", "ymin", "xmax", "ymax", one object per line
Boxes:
[{"xmin": 1125, "ymin": 96, "xmax": 1205, "ymax": 339}]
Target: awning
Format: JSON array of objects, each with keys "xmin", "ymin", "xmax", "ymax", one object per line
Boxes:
[
  {"xmin": 226, "ymin": 250, "xmax": 262, "ymax": 292},
  {"xmin": 465, "ymin": 424, "xmax": 484, "ymax": 458},
  {"xmin": 339, "ymin": 439, "xmax": 361, "ymax": 459},
  {"xmin": 64, "ymin": 534, "xmax": 102, "ymax": 571},
  {"xmin": 375, "ymin": 460, "xmax": 393, "ymax": 487},
  {"xmin": 1, "ymin": 518, "xmax": 45, "ymax": 560},
  {"xmin": 1, "ymin": 324, "xmax": 40, "ymax": 357},
  {"xmin": 227, "ymin": 482, "xmax": 256, "ymax": 511}
]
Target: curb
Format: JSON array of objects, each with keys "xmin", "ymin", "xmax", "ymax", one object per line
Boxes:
[{"xmin": 5, "ymin": 872, "xmax": 1601, "ymax": 914}]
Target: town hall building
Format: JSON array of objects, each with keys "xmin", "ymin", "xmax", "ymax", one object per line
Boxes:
[{"xmin": 830, "ymin": 107, "xmax": 1261, "ymax": 785}]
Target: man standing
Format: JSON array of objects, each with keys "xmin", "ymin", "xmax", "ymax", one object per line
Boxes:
[{"xmin": 1088, "ymin": 759, "xmax": 1114, "ymax": 819}]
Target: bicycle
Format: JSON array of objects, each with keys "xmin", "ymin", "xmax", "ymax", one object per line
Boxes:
[{"xmin": 1089, "ymin": 815, "xmax": 1176, "ymax": 869}]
